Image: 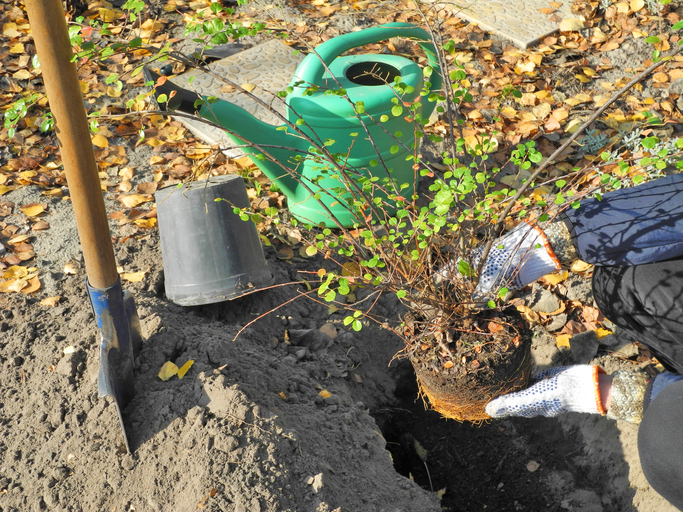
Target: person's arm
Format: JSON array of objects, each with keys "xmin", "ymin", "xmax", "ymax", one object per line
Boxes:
[
  {"xmin": 439, "ymin": 174, "xmax": 683, "ymax": 301},
  {"xmin": 562, "ymin": 173, "xmax": 683, "ymax": 266},
  {"xmin": 485, "ymin": 367, "xmax": 683, "ymax": 424}
]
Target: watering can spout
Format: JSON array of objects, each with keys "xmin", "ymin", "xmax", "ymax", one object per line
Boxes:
[{"xmin": 144, "ymin": 67, "xmax": 303, "ymax": 200}]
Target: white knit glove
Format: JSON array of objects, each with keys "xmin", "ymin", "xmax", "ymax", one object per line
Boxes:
[
  {"xmin": 485, "ymin": 365, "xmax": 606, "ymax": 418},
  {"xmin": 435, "ymin": 222, "xmax": 561, "ymax": 301}
]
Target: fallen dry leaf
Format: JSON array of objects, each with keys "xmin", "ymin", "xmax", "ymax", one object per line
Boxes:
[
  {"xmin": 20, "ymin": 204, "xmax": 45, "ymax": 217},
  {"xmin": 21, "ymin": 276, "xmax": 41, "ymax": 294},
  {"xmin": 121, "ymin": 270, "xmax": 147, "ymax": 283},
  {"xmin": 539, "ymin": 270, "xmax": 568, "ymax": 286},
  {"xmin": 64, "ymin": 261, "xmax": 79, "ymax": 275},
  {"xmin": 40, "ymin": 296, "xmax": 61, "ymax": 307},
  {"xmin": 516, "ymin": 304, "xmax": 541, "ymax": 324},
  {"xmin": 570, "ymin": 260, "xmax": 593, "ymax": 273},
  {"xmin": 556, "ymin": 334, "xmax": 571, "ymax": 348},
  {"xmin": 91, "ymin": 134, "xmax": 109, "ymax": 148},
  {"xmin": 0, "ymin": 279, "xmax": 27, "ymax": 293},
  {"xmin": 4, "ymin": 266, "xmax": 27, "ymax": 279},
  {"xmin": 119, "ymin": 193, "xmax": 152, "ymax": 208},
  {"xmin": 158, "ymin": 361, "xmax": 179, "ymax": 381},
  {"xmin": 595, "ymin": 328, "xmax": 612, "ymax": 340},
  {"xmin": 133, "ymin": 218, "xmax": 157, "ymax": 229},
  {"xmin": 559, "ymin": 18, "xmax": 585, "ymax": 32},
  {"xmin": 178, "ymin": 360, "xmax": 194, "ymax": 379}
]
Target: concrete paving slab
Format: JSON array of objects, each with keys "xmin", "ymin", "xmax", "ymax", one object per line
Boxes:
[
  {"xmin": 424, "ymin": 0, "xmax": 575, "ymax": 49},
  {"xmin": 170, "ymin": 39, "xmax": 304, "ymax": 156}
]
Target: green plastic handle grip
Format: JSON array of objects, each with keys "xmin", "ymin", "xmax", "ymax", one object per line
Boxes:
[{"xmin": 295, "ymin": 22, "xmax": 443, "ymax": 93}]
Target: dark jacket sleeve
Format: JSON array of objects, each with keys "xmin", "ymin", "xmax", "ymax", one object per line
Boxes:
[{"xmin": 562, "ymin": 173, "xmax": 683, "ymax": 266}]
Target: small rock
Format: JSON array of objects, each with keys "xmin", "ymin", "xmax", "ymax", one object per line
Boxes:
[
  {"xmin": 318, "ymin": 322, "xmax": 337, "ymax": 339},
  {"xmin": 669, "ymin": 77, "xmax": 683, "ymax": 95},
  {"xmin": 214, "ymin": 435, "xmax": 239, "ymax": 453},
  {"xmin": 288, "ymin": 329, "xmax": 332, "ymax": 352},
  {"xmin": 528, "ymin": 289, "xmax": 560, "ymax": 314},
  {"xmin": 43, "ymin": 491, "xmax": 59, "ymax": 509},
  {"xmin": 612, "ymin": 341, "xmax": 639, "ymax": 359},
  {"xmin": 546, "ymin": 313, "xmax": 568, "ymax": 332},
  {"xmin": 55, "ymin": 353, "xmax": 78, "ymax": 378},
  {"xmin": 570, "ymin": 331, "xmax": 599, "ymax": 364},
  {"xmin": 597, "ymin": 334, "xmax": 620, "ymax": 347},
  {"xmin": 31, "ymin": 497, "xmax": 46, "ymax": 511},
  {"xmin": 121, "ymin": 455, "xmax": 136, "ymax": 471},
  {"xmin": 51, "ymin": 467, "xmax": 70, "ymax": 482},
  {"xmin": 526, "ymin": 460, "xmax": 540, "ymax": 472},
  {"xmin": 564, "ymin": 278, "xmax": 593, "ymax": 302},
  {"xmin": 307, "ymin": 473, "xmax": 323, "ymax": 493},
  {"xmin": 12, "ymin": 356, "xmax": 24, "ymax": 367}
]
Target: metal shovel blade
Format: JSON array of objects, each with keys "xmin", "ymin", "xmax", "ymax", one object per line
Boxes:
[{"xmin": 87, "ymin": 278, "xmax": 141, "ymax": 453}]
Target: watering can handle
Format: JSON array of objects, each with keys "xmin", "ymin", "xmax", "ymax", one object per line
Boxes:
[{"xmin": 295, "ymin": 22, "xmax": 443, "ymax": 92}]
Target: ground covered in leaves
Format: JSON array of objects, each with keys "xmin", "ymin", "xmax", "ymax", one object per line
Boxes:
[{"xmin": 1, "ymin": 0, "xmax": 683, "ymax": 510}]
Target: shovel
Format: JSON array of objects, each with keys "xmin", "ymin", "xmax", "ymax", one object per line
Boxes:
[{"xmin": 25, "ymin": 0, "xmax": 141, "ymax": 452}]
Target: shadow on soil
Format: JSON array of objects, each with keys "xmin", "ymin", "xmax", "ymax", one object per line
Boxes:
[{"xmin": 373, "ymin": 371, "xmax": 638, "ymax": 512}]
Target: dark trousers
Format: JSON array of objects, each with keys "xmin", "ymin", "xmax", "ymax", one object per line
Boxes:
[
  {"xmin": 592, "ymin": 255, "xmax": 683, "ymax": 510},
  {"xmin": 562, "ymin": 174, "xmax": 683, "ymax": 510}
]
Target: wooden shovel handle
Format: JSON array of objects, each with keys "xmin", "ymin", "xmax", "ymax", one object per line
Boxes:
[{"xmin": 25, "ymin": 0, "xmax": 118, "ymax": 289}]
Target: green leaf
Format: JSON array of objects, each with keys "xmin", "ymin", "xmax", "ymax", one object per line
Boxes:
[
  {"xmin": 391, "ymin": 105, "xmax": 403, "ymax": 117},
  {"xmin": 352, "ymin": 319, "xmax": 362, "ymax": 332},
  {"xmin": 498, "ymin": 287, "xmax": 509, "ymax": 298},
  {"xmin": 457, "ymin": 260, "xmax": 472, "ymax": 277},
  {"xmin": 396, "ymin": 290, "xmax": 407, "ymax": 299},
  {"xmin": 642, "ymin": 136, "xmax": 659, "ymax": 149},
  {"xmin": 487, "ymin": 300, "xmax": 496, "ymax": 309},
  {"xmin": 645, "ymin": 36, "xmax": 661, "ymax": 44}
]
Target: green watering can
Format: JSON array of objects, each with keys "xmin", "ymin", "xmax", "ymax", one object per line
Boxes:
[{"xmin": 158, "ymin": 23, "xmax": 442, "ymax": 227}]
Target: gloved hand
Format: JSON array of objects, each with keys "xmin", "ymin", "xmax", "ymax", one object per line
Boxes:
[
  {"xmin": 485, "ymin": 365, "xmax": 606, "ymax": 418},
  {"xmin": 435, "ymin": 222, "xmax": 561, "ymax": 301}
]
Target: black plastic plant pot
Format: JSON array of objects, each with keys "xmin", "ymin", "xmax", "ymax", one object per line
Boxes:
[{"xmin": 155, "ymin": 175, "xmax": 272, "ymax": 306}]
